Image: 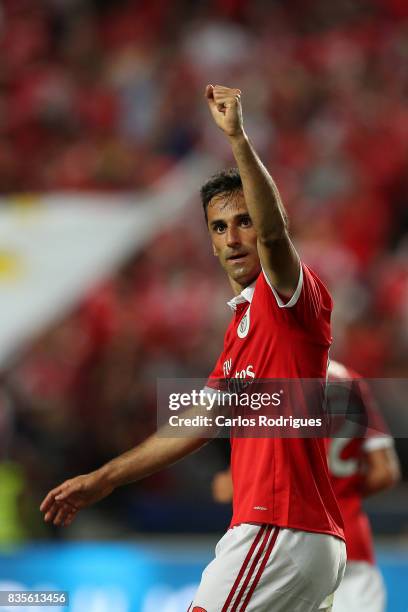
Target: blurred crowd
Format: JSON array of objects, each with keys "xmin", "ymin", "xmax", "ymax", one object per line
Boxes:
[{"xmin": 1, "ymin": 0, "xmax": 408, "ymax": 539}]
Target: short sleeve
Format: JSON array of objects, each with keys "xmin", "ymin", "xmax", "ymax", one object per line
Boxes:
[
  {"xmin": 262, "ymin": 263, "xmax": 333, "ymax": 332},
  {"xmin": 362, "ymin": 435, "xmax": 394, "ymax": 452}
]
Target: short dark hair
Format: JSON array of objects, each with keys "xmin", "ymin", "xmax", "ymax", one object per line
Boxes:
[{"xmin": 200, "ymin": 167, "xmax": 243, "ymax": 223}]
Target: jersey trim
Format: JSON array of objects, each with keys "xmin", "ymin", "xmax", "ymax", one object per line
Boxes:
[
  {"xmin": 362, "ymin": 435, "xmax": 394, "ymax": 451},
  {"xmin": 261, "ymin": 262, "xmax": 303, "ymax": 308}
]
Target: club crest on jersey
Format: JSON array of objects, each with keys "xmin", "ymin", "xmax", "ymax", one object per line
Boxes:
[{"xmin": 237, "ymin": 306, "xmax": 250, "ymax": 338}]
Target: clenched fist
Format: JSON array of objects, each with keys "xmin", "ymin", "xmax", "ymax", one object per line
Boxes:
[{"xmin": 205, "ymin": 84, "xmax": 244, "ymax": 138}]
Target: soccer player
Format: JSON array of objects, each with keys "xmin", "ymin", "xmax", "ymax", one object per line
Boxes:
[
  {"xmin": 40, "ymin": 85, "xmax": 346, "ymax": 611},
  {"xmin": 212, "ymin": 360, "xmax": 401, "ymax": 612},
  {"xmin": 328, "ymin": 360, "xmax": 400, "ymax": 612}
]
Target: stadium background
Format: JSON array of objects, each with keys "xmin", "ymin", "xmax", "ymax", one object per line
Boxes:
[{"xmin": 0, "ymin": 0, "xmax": 407, "ymax": 610}]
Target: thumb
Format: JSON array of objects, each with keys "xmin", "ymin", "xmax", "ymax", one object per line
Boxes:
[{"xmin": 205, "ymin": 84, "xmax": 214, "ymax": 99}]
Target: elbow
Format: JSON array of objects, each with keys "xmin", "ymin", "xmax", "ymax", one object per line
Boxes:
[
  {"xmin": 385, "ymin": 454, "xmax": 402, "ymax": 489},
  {"xmin": 363, "ymin": 448, "xmax": 401, "ymax": 496},
  {"xmin": 389, "ymin": 463, "xmax": 402, "ymax": 488},
  {"xmin": 380, "ymin": 469, "xmax": 400, "ymax": 490}
]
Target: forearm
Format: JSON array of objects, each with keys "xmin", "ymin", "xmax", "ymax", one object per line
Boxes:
[
  {"xmin": 362, "ymin": 473, "xmax": 394, "ymax": 496},
  {"xmin": 229, "ymin": 132, "xmax": 288, "ymax": 242},
  {"xmin": 361, "ymin": 447, "xmax": 401, "ymax": 497},
  {"xmin": 40, "ymin": 414, "xmax": 211, "ymax": 526},
  {"xmin": 98, "ymin": 434, "xmax": 208, "ymax": 489}
]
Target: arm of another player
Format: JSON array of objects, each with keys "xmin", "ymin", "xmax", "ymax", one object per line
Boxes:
[
  {"xmin": 362, "ymin": 445, "xmax": 401, "ymax": 496},
  {"xmin": 40, "ymin": 433, "xmax": 208, "ymax": 527},
  {"xmin": 212, "ymin": 468, "xmax": 233, "ymax": 503},
  {"xmin": 205, "ymin": 84, "xmax": 300, "ymax": 298}
]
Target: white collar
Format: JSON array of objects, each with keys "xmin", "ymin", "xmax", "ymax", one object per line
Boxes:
[{"xmin": 227, "ymin": 281, "xmax": 256, "ymax": 311}]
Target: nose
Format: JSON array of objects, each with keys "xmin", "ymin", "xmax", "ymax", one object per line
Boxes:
[{"xmin": 226, "ymin": 225, "xmax": 241, "ymax": 247}]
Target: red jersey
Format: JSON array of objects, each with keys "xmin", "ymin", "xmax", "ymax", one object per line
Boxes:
[
  {"xmin": 208, "ymin": 263, "xmax": 344, "ymax": 541},
  {"xmin": 327, "ymin": 361, "xmax": 394, "ymax": 563}
]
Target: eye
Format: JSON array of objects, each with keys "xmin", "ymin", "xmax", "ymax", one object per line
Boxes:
[
  {"xmin": 213, "ymin": 222, "xmax": 226, "ymax": 233},
  {"xmin": 240, "ymin": 216, "xmax": 252, "ymax": 227}
]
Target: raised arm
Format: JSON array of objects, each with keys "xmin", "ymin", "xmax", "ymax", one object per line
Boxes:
[
  {"xmin": 40, "ymin": 433, "xmax": 208, "ymax": 527},
  {"xmin": 206, "ymin": 84, "xmax": 300, "ymax": 297}
]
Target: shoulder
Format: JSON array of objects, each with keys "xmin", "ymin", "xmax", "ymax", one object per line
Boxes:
[{"xmin": 256, "ymin": 263, "xmax": 332, "ymax": 329}]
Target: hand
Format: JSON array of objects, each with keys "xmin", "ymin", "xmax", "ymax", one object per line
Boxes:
[
  {"xmin": 40, "ymin": 470, "xmax": 114, "ymax": 527},
  {"xmin": 212, "ymin": 469, "xmax": 233, "ymax": 503},
  {"xmin": 205, "ymin": 84, "xmax": 244, "ymax": 138}
]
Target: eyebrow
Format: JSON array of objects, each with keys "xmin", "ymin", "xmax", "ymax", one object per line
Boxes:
[{"xmin": 209, "ymin": 213, "xmax": 250, "ymax": 229}]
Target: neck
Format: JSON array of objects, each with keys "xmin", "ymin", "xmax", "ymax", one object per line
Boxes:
[{"xmin": 229, "ymin": 273, "xmax": 259, "ymax": 296}]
